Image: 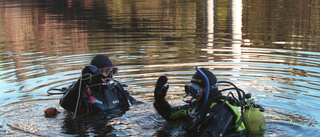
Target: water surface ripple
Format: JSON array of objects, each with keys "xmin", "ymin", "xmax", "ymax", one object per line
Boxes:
[{"xmin": 0, "ymin": 0, "xmax": 320, "ymax": 136}]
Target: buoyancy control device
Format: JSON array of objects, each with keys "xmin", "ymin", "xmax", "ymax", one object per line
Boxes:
[
  {"xmin": 218, "ymin": 81, "xmax": 267, "ymax": 136},
  {"xmin": 190, "ymin": 66, "xmax": 267, "ymax": 136}
]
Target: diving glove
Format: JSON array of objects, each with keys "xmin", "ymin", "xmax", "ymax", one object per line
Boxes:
[
  {"xmin": 76, "ymin": 65, "xmax": 101, "ymax": 90},
  {"xmin": 82, "ymin": 65, "xmax": 100, "ymax": 77},
  {"xmin": 154, "ymin": 75, "xmax": 169, "ymax": 101}
]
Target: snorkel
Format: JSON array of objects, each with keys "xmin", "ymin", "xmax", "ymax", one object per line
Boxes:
[{"xmin": 195, "ymin": 66, "xmax": 210, "ymax": 111}]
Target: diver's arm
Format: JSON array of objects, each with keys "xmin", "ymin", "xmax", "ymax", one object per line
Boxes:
[
  {"xmin": 153, "ymin": 75, "xmax": 190, "ymax": 122},
  {"xmin": 59, "ymin": 79, "xmax": 85, "ymax": 112},
  {"xmin": 154, "ymin": 99, "xmax": 190, "ymax": 122},
  {"xmin": 59, "ymin": 65, "xmax": 100, "ymax": 113},
  {"xmin": 153, "ymin": 98, "xmax": 172, "ymax": 120},
  {"xmin": 153, "ymin": 75, "xmax": 171, "ymax": 120}
]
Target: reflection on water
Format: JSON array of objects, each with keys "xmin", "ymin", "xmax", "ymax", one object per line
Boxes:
[{"xmin": 0, "ymin": 0, "xmax": 320, "ymax": 136}]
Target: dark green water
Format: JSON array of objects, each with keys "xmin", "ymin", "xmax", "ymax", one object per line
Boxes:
[{"xmin": 0, "ymin": 0, "xmax": 319, "ymax": 136}]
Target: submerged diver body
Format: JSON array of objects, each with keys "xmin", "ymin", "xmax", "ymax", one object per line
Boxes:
[
  {"xmin": 59, "ymin": 54, "xmax": 137, "ymax": 118},
  {"xmin": 153, "ymin": 67, "xmax": 265, "ymax": 136}
]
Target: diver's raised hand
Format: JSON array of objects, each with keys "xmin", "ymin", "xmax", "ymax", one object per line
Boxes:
[{"xmin": 154, "ymin": 75, "xmax": 169, "ymax": 101}]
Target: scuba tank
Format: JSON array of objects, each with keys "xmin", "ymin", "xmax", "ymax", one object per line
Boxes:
[
  {"xmin": 243, "ymin": 108, "xmax": 266, "ymax": 136},
  {"xmin": 243, "ymin": 93, "xmax": 267, "ymax": 136}
]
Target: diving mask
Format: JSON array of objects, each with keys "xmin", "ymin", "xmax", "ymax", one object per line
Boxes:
[
  {"xmin": 184, "ymin": 84, "xmax": 204, "ymax": 107},
  {"xmin": 100, "ymin": 67, "xmax": 118, "ymax": 78},
  {"xmin": 184, "ymin": 84, "xmax": 201, "ymax": 97}
]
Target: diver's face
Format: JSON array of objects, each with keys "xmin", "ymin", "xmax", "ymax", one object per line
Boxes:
[
  {"xmin": 183, "ymin": 83, "xmax": 205, "ymax": 115},
  {"xmin": 99, "ymin": 67, "xmax": 117, "ymax": 83}
]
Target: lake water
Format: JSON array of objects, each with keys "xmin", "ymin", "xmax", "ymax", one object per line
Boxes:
[{"xmin": 0, "ymin": 0, "xmax": 320, "ymax": 136}]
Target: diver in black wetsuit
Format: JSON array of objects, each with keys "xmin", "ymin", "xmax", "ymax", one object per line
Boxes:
[
  {"xmin": 153, "ymin": 67, "xmax": 246, "ymax": 137},
  {"xmin": 59, "ymin": 54, "xmax": 136, "ymax": 117}
]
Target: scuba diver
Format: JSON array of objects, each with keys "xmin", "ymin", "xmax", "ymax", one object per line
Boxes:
[
  {"xmin": 153, "ymin": 67, "xmax": 266, "ymax": 137},
  {"xmin": 49, "ymin": 54, "xmax": 137, "ymax": 118}
]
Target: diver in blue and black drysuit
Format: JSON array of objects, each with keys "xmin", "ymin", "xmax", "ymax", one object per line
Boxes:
[
  {"xmin": 153, "ymin": 67, "xmax": 246, "ymax": 137},
  {"xmin": 59, "ymin": 54, "xmax": 136, "ymax": 117}
]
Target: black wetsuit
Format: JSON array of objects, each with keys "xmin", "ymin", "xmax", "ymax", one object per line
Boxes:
[
  {"xmin": 153, "ymin": 94, "xmax": 246, "ymax": 137},
  {"xmin": 60, "ymin": 80, "xmax": 136, "ymax": 116}
]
